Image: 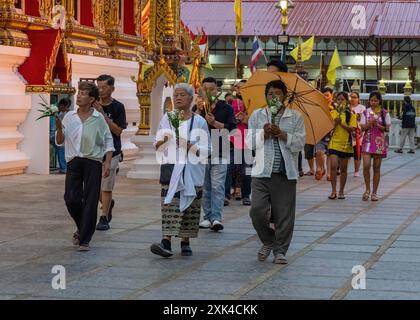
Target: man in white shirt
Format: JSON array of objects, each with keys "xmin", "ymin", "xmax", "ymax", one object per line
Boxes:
[{"xmin": 56, "ymin": 81, "xmax": 114, "ymax": 251}]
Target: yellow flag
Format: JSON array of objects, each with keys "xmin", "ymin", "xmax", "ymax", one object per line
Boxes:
[
  {"xmin": 290, "ymin": 36, "xmax": 314, "ymax": 62},
  {"xmin": 234, "ymin": 0, "xmax": 242, "ymax": 35},
  {"xmin": 327, "ymin": 47, "xmax": 342, "ymax": 85}
]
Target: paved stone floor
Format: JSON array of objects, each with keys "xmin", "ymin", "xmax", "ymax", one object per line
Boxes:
[{"xmin": 0, "ymin": 151, "xmax": 419, "ymax": 300}]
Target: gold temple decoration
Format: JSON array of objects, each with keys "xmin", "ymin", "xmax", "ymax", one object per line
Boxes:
[
  {"xmin": 24, "ymin": 29, "xmax": 75, "ymax": 94},
  {"xmin": 132, "ymin": 0, "xmax": 183, "ymax": 135},
  {"xmin": 132, "ymin": 0, "xmax": 204, "ymax": 135},
  {"xmin": 44, "ymin": 30, "xmax": 66, "ymax": 85},
  {"xmin": 0, "ymin": 0, "xmax": 31, "ymax": 47},
  {"xmin": 39, "ymin": 0, "xmax": 54, "ymax": 22},
  {"xmin": 148, "ymin": 0, "xmax": 179, "ymax": 50},
  {"xmin": 104, "ymin": 0, "xmax": 120, "ymax": 28},
  {"xmin": 131, "ymin": 44, "xmax": 178, "ymax": 135},
  {"xmin": 134, "ymin": 0, "xmax": 141, "ymax": 36},
  {"xmin": 140, "ymin": 0, "xmax": 151, "ymax": 46},
  {"xmin": 164, "ymin": 0, "xmax": 175, "ymax": 37},
  {"xmin": 25, "ymin": 85, "xmax": 76, "ymax": 94},
  {"xmin": 378, "ymin": 79, "xmax": 387, "ymax": 95},
  {"xmin": 0, "ymin": 0, "xmax": 15, "ymax": 11},
  {"xmin": 92, "ymin": 0, "xmax": 105, "ymax": 33},
  {"xmin": 188, "ymin": 33, "xmax": 203, "ymax": 91},
  {"xmin": 103, "ymin": 0, "xmax": 135, "ymax": 59},
  {"xmin": 404, "ymin": 80, "xmax": 413, "ymax": 96},
  {"xmin": 64, "ymin": 0, "xmax": 75, "ymax": 20}
]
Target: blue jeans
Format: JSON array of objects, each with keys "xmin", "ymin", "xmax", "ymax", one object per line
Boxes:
[
  {"xmin": 50, "ymin": 135, "xmax": 66, "ymax": 173},
  {"xmin": 202, "ymin": 163, "xmax": 228, "ymax": 223},
  {"xmin": 56, "ymin": 145, "xmax": 66, "ymax": 172}
]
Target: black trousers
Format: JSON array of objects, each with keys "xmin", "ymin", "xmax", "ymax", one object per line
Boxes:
[
  {"xmin": 298, "ymin": 152, "xmax": 303, "ymax": 172},
  {"xmin": 64, "ymin": 157, "xmax": 102, "ymax": 245},
  {"xmin": 240, "ymin": 149, "xmax": 252, "ymax": 198},
  {"xmin": 250, "ymin": 174, "xmax": 296, "ymax": 256},
  {"xmin": 226, "ymin": 148, "xmax": 253, "ymax": 199}
]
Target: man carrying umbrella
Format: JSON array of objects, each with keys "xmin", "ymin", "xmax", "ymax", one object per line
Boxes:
[{"xmin": 245, "ymin": 80, "xmax": 306, "ymax": 264}]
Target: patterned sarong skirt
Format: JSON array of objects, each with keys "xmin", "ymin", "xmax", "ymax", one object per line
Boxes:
[{"xmin": 161, "ymin": 185, "xmax": 202, "ymax": 238}]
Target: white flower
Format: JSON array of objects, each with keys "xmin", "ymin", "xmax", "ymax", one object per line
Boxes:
[
  {"xmin": 50, "ymin": 104, "xmax": 59, "ymax": 113},
  {"xmin": 270, "ymin": 104, "xmax": 279, "ymax": 115}
]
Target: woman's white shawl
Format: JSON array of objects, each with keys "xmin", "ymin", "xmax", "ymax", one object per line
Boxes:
[{"xmin": 154, "ymin": 113, "xmax": 211, "ymax": 212}]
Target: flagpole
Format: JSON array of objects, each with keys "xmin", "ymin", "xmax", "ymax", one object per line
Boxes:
[
  {"xmin": 318, "ymin": 50, "xmax": 323, "ymax": 89},
  {"xmin": 254, "ymin": 30, "xmax": 268, "ymax": 63},
  {"xmin": 261, "ymin": 41, "xmax": 269, "ymax": 63},
  {"xmin": 339, "ymin": 65, "xmax": 351, "ymax": 92},
  {"xmin": 235, "ymin": 34, "xmax": 238, "ymax": 79}
]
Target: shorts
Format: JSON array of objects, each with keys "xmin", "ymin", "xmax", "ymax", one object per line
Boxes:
[
  {"xmin": 101, "ymin": 154, "xmax": 121, "ymax": 192},
  {"xmin": 304, "ymin": 144, "xmax": 314, "ymax": 160},
  {"xmin": 353, "ymin": 145, "xmax": 362, "ymax": 160},
  {"xmin": 315, "ymin": 140, "xmax": 329, "ymax": 155},
  {"xmin": 329, "ymin": 149, "xmax": 353, "ymax": 159}
]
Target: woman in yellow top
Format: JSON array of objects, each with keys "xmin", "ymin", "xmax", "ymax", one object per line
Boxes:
[{"xmin": 328, "ymin": 92, "xmax": 357, "ymax": 200}]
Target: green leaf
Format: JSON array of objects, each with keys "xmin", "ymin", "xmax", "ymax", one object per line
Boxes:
[{"xmin": 36, "ymin": 114, "xmax": 49, "ymax": 121}]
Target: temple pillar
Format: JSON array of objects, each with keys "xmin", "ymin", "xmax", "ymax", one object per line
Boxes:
[
  {"xmin": 0, "ymin": 45, "xmax": 31, "ymax": 175},
  {"xmin": 128, "ymin": 74, "xmax": 169, "ymax": 179},
  {"xmin": 19, "ymin": 93, "xmax": 51, "ymax": 174}
]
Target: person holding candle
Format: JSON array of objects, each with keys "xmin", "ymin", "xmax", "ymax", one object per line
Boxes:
[{"xmin": 360, "ymin": 91, "xmax": 391, "ymax": 201}]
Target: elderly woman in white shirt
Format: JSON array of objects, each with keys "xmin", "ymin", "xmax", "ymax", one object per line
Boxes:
[{"xmin": 151, "ymin": 83, "xmax": 211, "ymax": 258}]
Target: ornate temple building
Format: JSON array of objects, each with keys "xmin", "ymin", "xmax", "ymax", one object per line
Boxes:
[
  {"xmin": 2, "ymin": 0, "xmax": 417, "ymax": 177},
  {"xmin": 0, "ymin": 0, "xmax": 206, "ymax": 177}
]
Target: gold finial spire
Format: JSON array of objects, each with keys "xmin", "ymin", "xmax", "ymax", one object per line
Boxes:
[
  {"xmin": 159, "ymin": 43, "xmax": 165, "ymax": 64},
  {"xmin": 164, "ymin": 0, "xmax": 175, "ymax": 37}
]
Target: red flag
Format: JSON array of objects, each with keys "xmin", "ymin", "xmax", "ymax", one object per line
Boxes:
[{"xmin": 199, "ymin": 28, "xmax": 208, "ymax": 57}]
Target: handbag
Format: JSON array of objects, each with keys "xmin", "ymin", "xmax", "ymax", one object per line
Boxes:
[{"xmin": 159, "ymin": 113, "xmax": 195, "ymax": 185}]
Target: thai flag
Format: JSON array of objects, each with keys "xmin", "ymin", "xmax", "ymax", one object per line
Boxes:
[
  {"xmin": 199, "ymin": 28, "xmax": 208, "ymax": 57},
  {"xmin": 249, "ymin": 36, "xmax": 263, "ymax": 73}
]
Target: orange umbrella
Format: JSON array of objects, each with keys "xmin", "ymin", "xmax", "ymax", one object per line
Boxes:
[{"xmin": 240, "ymin": 70, "xmax": 334, "ymax": 145}]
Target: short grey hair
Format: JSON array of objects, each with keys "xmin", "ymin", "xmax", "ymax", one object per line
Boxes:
[{"xmin": 174, "ymin": 83, "xmax": 194, "ymax": 98}]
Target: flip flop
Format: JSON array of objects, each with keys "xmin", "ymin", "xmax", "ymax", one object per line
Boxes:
[
  {"xmin": 371, "ymin": 194, "xmax": 379, "ymax": 201},
  {"xmin": 338, "ymin": 193, "xmax": 345, "ymax": 199},
  {"xmin": 328, "ymin": 192, "xmax": 337, "ymax": 200},
  {"xmin": 362, "ymin": 191, "xmax": 370, "ymax": 201}
]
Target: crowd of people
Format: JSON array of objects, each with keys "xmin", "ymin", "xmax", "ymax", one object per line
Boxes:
[{"xmin": 54, "ymin": 63, "xmax": 416, "ymax": 263}]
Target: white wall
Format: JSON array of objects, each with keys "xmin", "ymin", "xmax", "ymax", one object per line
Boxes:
[{"xmin": 19, "ymin": 94, "xmax": 50, "ymax": 174}]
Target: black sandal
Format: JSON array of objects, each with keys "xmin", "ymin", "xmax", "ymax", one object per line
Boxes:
[
  {"xmin": 328, "ymin": 192, "xmax": 337, "ymax": 200},
  {"xmin": 338, "ymin": 193, "xmax": 345, "ymax": 199},
  {"xmin": 181, "ymin": 243, "xmax": 193, "ymax": 256}
]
